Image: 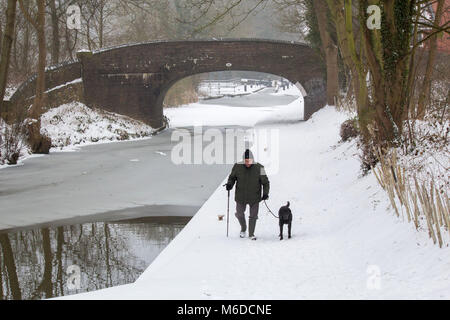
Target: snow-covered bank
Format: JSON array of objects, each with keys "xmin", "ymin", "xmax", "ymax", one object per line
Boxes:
[
  {"xmin": 165, "ymin": 91, "xmax": 304, "ymax": 127},
  {"xmin": 198, "ymin": 82, "xmax": 266, "ymax": 98},
  {"xmin": 41, "ymin": 102, "xmax": 155, "ymax": 151},
  {"xmin": 63, "ymin": 105, "xmax": 450, "ymax": 300},
  {"xmin": 1, "ymin": 102, "xmax": 156, "ymax": 169},
  {"xmin": 396, "ymin": 118, "xmax": 449, "ymax": 192},
  {"xmin": 269, "ymin": 85, "xmax": 301, "ymax": 97}
]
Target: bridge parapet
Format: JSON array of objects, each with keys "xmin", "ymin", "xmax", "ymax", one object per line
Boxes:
[{"xmin": 9, "ymin": 61, "xmax": 81, "ymax": 105}]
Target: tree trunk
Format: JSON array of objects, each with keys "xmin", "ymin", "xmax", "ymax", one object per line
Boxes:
[
  {"xmin": 55, "ymin": 227, "xmax": 64, "ymax": 296},
  {"xmin": 49, "ymin": 0, "xmax": 60, "ymax": 65},
  {"xmin": 0, "ymin": 14, "xmax": 3, "ymax": 54},
  {"xmin": 313, "ymin": 0, "xmax": 338, "ymax": 106},
  {"xmin": 0, "ymin": 247, "xmax": 3, "ymax": 300},
  {"xmin": 32, "ymin": 0, "xmax": 46, "ymax": 118},
  {"xmin": 11, "ymin": 23, "xmax": 19, "ymax": 70},
  {"xmin": 86, "ymin": 20, "xmax": 92, "ymax": 51},
  {"xmin": 0, "ymin": 0, "xmax": 17, "ymax": 115},
  {"xmin": 406, "ymin": 2, "xmax": 421, "ymax": 118},
  {"xmin": 416, "ymin": 0, "xmax": 445, "ymax": 119},
  {"xmin": 41, "ymin": 228, "xmax": 53, "ymax": 298},
  {"xmin": 0, "ymin": 234, "xmax": 22, "ymax": 300},
  {"xmin": 99, "ymin": 1, "xmax": 104, "ymax": 48},
  {"xmin": 327, "ymin": 0, "xmax": 370, "ymax": 137},
  {"xmin": 21, "ymin": 0, "xmax": 30, "ymax": 75}
]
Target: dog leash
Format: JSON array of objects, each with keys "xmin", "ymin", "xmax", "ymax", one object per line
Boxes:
[{"xmin": 263, "ymin": 200, "xmax": 279, "ymax": 219}]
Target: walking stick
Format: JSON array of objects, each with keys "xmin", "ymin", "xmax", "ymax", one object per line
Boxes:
[
  {"xmin": 226, "ymin": 189, "xmax": 230, "ymax": 237},
  {"xmin": 223, "ymin": 183, "xmax": 230, "ymax": 237}
]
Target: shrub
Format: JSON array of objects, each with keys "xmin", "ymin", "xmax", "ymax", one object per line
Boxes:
[
  {"xmin": 25, "ymin": 119, "xmax": 51, "ymax": 154},
  {"xmin": 0, "ymin": 119, "xmax": 26, "ymax": 165},
  {"xmin": 373, "ymin": 148, "xmax": 449, "ymax": 248},
  {"xmin": 340, "ymin": 119, "xmax": 358, "ymax": 142}
]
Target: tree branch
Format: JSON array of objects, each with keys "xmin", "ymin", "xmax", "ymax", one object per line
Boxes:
[{"xmin": 18, "ymin": 0, "xmax": 38, "ymax": 30}]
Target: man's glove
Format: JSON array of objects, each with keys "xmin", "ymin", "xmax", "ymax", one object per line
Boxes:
[
  {"xmin": 262, "ymin": 194, "xmax": 269, "ymax": 200},
  {"xmin": 225, "ymin": 183, "xmax": 233, "ymax": 191}
]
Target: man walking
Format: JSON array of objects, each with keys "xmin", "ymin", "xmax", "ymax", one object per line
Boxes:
[{"xmin": 225, "ymin": 149, "xmax": 270, "ymax": 240}]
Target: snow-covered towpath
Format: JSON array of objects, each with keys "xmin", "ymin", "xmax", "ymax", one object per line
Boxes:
[{"xmin": 63, "ymin": 103, "xmax": 450, "ymax": 299}]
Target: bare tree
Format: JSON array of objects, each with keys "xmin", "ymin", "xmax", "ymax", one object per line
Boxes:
[
  {"xmin": 0, "ymin": 0, "xmax": 17, "ymax": 116},
  {"xmin": 49, "ymin": 0, "xmax": 61, "ymax": 64},
  {"xmin": 0, "ymin": 234, "xmax": 22, "ymax": 300},
  {"xmin": 21, "ymin": 0, "xmax": 31, "ymax": 75},
  {"xmin": 416, "ymin": 0, "xmax": 447, "ymax": 119},
  {"xmin": 312, "ymin": 0, "xmax": 338, "ymax": 105},
  {"xmin": 18, "ymin": 0, "xmax": 46, "ymax": 118},
  {"xmin": 18, "ymin": 0, "xmax": 51, "ymax": 154}
]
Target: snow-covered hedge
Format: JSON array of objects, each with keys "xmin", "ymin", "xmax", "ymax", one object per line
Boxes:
[{"xmin": 0, "ymin": 118, "xmax": 30, "ymax": 167}]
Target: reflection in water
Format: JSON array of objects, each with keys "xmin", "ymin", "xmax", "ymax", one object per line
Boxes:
[{"xmin": 0, "ymin": 216, "xmax": 190, "ymax": 300}]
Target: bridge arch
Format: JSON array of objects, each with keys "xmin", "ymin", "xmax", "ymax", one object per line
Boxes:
[
  {"xmin": 77, "ymin": 39, "xmax": 326, "ymax": 128},
  {"xmin": 7, "ymin": 39, "xmax": 326, "ymax": 128}
]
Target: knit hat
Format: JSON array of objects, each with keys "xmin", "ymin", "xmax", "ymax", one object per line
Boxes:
[{"xmin": 243, "ymin": 149, "xmax": 254, "ymax": 160}]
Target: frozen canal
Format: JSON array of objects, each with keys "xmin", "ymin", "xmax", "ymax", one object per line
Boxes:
[{"xmin": 0, "ymin": 127, "xmax": 234, "ymax": 231}]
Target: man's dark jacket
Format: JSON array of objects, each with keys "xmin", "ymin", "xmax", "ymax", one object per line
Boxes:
[{"xmin": 227, "ymin": 162, "xmax": 270, "ymax": 205}]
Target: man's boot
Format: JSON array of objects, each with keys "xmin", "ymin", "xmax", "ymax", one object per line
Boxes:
[
  {"xmin": 237, "ymin": 216, "xmax": 246, "ymax": 237},
  {"xmin": 248, "ymin": 217, "xmax": 257, "ymax": 240}
]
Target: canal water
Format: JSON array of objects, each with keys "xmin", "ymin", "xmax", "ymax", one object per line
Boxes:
[{"xmin": 0, "ymin": 216, "xmax": 190, "ymax": 300}]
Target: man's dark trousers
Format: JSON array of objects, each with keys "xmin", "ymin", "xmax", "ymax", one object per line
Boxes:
[{"xmin": 235, "ymin": 201, "xmax": 259, "ymax": 237}]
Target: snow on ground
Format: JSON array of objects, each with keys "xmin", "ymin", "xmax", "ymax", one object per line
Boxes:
[
  {"xmin": 198, "ymin": 82, "xmax": 265, "ymax": 98},
  {"xmin": 45, "ymin": 78, "xmax": 82, "ymax": 94},
  {"xmin": 63, "ymin": 100, "xmax": 450, "ymax": 299},
  {"xmin": 270, "ymin": 85, "xmax": 302, "ymax": 96},
  {"xmin": 3, "ymin": 86, "xmax": 17, "ymax": 100},
  {"xmin": 165, "ymin": 91, "xmax": 304, "ymax": 127},
  {"xmin": 396, "ymin": 118, "xmax": 449, "ymax": 192},
  {"xmin": 41, "ymin": 102, "xmax": 155, "ymax": 151}
]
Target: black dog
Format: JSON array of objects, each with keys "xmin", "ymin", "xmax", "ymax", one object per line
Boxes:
[{"xmin": 278, "ymin": 201, "xmax": 292, "ymax": 240}]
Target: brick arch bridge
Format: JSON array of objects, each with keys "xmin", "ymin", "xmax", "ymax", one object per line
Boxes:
[{"xmin": 10, "ymin": 39, "xmax": 327, "ymax": 128}]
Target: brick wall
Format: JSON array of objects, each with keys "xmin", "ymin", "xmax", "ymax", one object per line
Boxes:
[{"xmin": 9, "ymin": 61, "xmax": 81, "ymax": 105}]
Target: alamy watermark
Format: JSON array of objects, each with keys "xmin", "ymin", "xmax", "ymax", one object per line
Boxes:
[
  {"xmin": 366, "ymin": 265, "xmax": 382, "ymax": 290},
  {"xmin": 67, "ymin": 264, "xmax": 81, "ymax": 290},
  {"xmin": 366, "ymin": 5, "xmax": 381, "ymax": 30},
  {"xmin": 66, "ymin": 5, "xmax": 81, "ymax": 30},
  {"xmin": 171, "ymin": 127, "xmax": 280, "ymax": 175}
]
